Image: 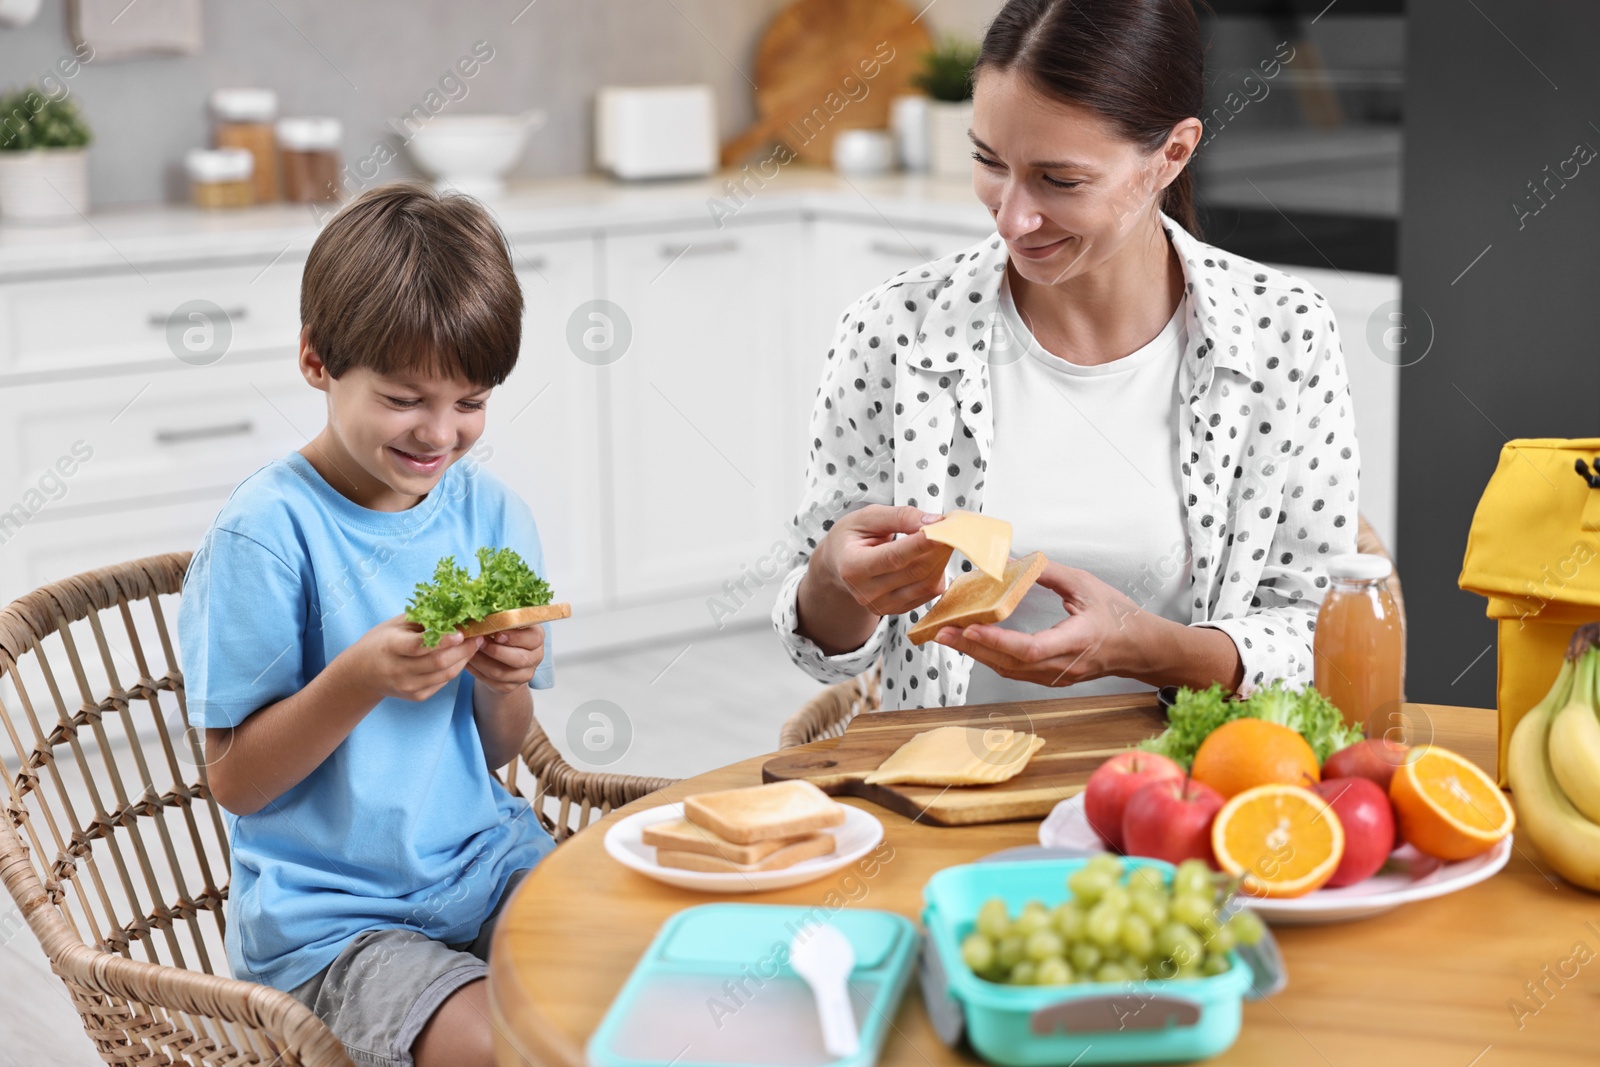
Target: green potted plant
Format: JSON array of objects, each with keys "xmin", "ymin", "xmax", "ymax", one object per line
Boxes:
[
  {"xmin": 0, "ymin": 87, "xmax": 92, "ymax": 222},
  {"xmin": 912, "ymin": 37, "xmax": 981, "ymax": 180}
]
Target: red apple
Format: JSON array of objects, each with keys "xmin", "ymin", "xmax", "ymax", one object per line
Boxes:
[
  {"xmin": 1323, "ymin": 738, "xmax": 1410, "ymax": 792},
  {"xmin": 1084, "ymin": 751, "xmax": 1185, "ymax": 851},
  {"xmin": 1122, "ymin": 777, "xmax": 1226, "ymax": 868},
  {"xmin": 1312, "ymin": 777, "xmax": 1397, "ymax": 887}
]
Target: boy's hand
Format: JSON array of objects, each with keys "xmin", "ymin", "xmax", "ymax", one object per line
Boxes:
[
  {"xmin": 464, "ymin": 624, "xmax": 546, "ymax": 695},
  {"xmin": 349, "ymin": 614, "xmax": 484, "ymax": 702}
]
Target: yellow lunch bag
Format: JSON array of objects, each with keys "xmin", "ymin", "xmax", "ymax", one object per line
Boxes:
[{"xmin": 1459, "ymin": 438, "xmax": 1600, "ymax": 784}]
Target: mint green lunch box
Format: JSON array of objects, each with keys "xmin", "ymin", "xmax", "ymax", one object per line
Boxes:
[
  {"xmin": 921, "ymin": 858, "xmax": 1264, "ymax": 1066},
  {"xmin": 588, "ymin": 903, "xmax": 919, "ymax": 1067}
]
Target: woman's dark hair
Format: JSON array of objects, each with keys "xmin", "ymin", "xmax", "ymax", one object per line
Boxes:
[{"xmin": 976, "ymin": 0, "xmax": 1206, "ymax": 236}]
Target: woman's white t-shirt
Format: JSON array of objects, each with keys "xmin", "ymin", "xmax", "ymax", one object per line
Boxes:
[{"xmin": 964, "ymin": 274, "xmax": 1193, "ymax": 704}]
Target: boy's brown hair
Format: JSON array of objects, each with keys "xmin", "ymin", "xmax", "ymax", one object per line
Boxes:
[{"xmin": 301, "ymin": 182, "xmax": 523, "ymax": 389}]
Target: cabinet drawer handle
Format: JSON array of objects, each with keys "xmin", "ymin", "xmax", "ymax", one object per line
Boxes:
[
  {"xmin": 154, "ymin": 419, "xmax": 255, "ymax": 445},
  {"xmin": 147, "ymin": 306, "xmax": 249, "ymax": 328},
  {"xmin": 660, "ymin": 239, "xmax": 739, "ymax": 260},
  {"xmin": 870, "ymin": 239, "xmax": 936, "ymax": 261}
]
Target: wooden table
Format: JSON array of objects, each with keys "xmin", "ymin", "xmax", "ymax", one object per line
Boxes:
[{"xmin": 490, "ymin": 704, "xmax": 1600, "ymax": 1067}]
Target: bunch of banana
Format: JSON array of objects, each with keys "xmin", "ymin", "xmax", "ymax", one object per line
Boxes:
[{"xmin": 1506, "ymin": 623, "xmax": 1600, "ymax": 892}]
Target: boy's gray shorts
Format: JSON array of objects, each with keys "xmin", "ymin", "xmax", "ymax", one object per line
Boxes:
[{"xmin": 287, "ymin": 869, "xmax": 530, "ymax": 1067}]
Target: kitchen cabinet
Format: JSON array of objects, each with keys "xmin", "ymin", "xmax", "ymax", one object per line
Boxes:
[
  {"xmin": 480, "ymin": 236, "xmax": 607, "ymax": 614},
  {"xmin": 601, "ymin": 221, "xmax": 801, "ymax": 603},
  {"xmin": 0, "ymin": 356, "xmax": 319, "ymax": 605}
]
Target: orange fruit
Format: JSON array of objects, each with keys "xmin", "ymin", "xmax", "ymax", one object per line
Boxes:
[
  {"xmin": 1389, "ymin": 745, "xmax": 1513, "ymax": 861},
  {"xmin": 1191, "ymin": 719, "xmax": 1320, "ymax": 798},
  {"xmin": 1212, "ymin": 784, "xmax": 1345, "ymax": 898}
]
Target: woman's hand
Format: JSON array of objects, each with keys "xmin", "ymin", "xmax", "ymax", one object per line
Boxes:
[
  {"xmin": 465, "ymin": 624, "xmax": 546, "ymax": 695},
  {"xmin": 934, "ymin": 561, "xmax": 1245, "ymax": 691},
  {"xmin": 797, "ymin": 505, "xmax": 954, "ymax": 655},
  {"xmin": 933, "ymin": 561, "xmax": 1142, "ymax": 687}
]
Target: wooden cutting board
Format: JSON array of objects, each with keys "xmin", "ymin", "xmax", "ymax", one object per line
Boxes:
[
  {"xmin": 721, "ymin": 0, "xmax": 931, "ymax": 167},
  {"xmin": 762, "ymin": 693, "xmax": 1169, "ymax": 826}
]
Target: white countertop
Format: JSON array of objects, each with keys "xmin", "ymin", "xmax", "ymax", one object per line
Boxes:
[{"xmin": 0, "ymin": 168, "xmax": 996, "ymax": 280}]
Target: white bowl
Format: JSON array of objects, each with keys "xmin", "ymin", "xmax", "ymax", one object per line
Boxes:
[{"xmin": 405, "ymin": 112, "xmax": 544, "ymax": 198}]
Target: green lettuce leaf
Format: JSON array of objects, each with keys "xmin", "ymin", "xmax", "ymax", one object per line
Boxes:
[
  {"xmin": 404, "ymin": 546, "xmax": 553, "ymax": 647},
  {"xmin": 1137, "ymin": 680, "xmax": 1365, "ymax": 768}
]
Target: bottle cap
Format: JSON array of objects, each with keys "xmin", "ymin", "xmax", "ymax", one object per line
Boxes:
[
  {"xmin": 210, "ymin": 88, "xmax": 278, "ymax": 123},
  {"xmin": 276, "ymin": 116, "xmax": 342, "ymax": 150},
  {"xmin": 185, "ymin": 147, "xmax": 254, "ymax": 182},
  {"xmin": 1326, "ymin": 553, "xmax": 1393, "ymax": 582}
]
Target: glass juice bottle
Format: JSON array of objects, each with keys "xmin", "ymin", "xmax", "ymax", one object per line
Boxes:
[{"xmin": 1314, "ymin": 553, "xmax": 1404, "ymax": 731}]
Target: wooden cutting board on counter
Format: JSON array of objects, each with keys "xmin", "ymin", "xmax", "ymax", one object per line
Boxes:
[{"xmin": 762, "ymin": 693, "xmax": 1169, "ymax": 826}]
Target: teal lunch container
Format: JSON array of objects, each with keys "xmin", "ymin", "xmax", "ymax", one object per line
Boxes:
[
  {"xmin": 921, "ymin": 858, "xmax": 1258, "ymax": 1066},
  {"xmin": 588, "ymin": 903, "xmax": 919, "ymax": 1067}
]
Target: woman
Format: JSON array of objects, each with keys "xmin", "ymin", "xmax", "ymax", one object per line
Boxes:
[{"xmin": 772, "ymin": 0, "xmax": 1359, "ymax": 710}]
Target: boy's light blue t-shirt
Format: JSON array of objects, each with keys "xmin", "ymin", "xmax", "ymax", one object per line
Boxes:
[{"xmin": 178, "ymin": 449, "xmax": 557, "ymax": 992}]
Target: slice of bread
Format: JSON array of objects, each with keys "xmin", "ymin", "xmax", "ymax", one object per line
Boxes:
[
  {"xmin": 655, "ymin": 833, "xmax": 836, "ymax": 873},
  {"xmin": 640, "ymin": 818, "xmax": 798, "ymax": 865},
  {"xmin": 682, "ymin": 780, "xmax": 846, "ymax": 845},
  {"xmin": 907, "ymin": 551, "xmax": 1047, "ymax": 645},
  {"xmin": 457, "ymin": 603, "xmax": 572, "ymax": 638}
]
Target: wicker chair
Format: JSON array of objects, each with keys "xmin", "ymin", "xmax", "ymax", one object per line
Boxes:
[
  {"xmin": 778, "ymin": 514, "xmax": 1404, "ymax": 748},
  {"xmin": 0, "ymin": 552, "xmax": 673, "ymax": 1067}
]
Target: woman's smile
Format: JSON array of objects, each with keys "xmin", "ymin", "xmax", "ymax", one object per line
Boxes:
[{"xmin": 1010, "ymin": 234, "xmax": 1075, "ymax": 260}]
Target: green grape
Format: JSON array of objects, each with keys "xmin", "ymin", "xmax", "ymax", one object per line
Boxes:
[
  {"xmin": 1067, "ymin": 867, "xmax": 1114, "ymax": 905},
  {"xmin": 1025, "ymin": 929, "xmax": 1065, "ymax": 962},
  {"xmin": 1174, "ymin": 962, "xmax": 1203, "ymax": 980},
  {"xmin": 1084, "ymin": 852, "xmax": 1125, "ymax": 879},
  {"xmin": 1119, "ymin": 913, "xmax": 1155, "ymax": 961},
  {"xmin": 1170, "ymin": 892, "xmax": 1213, "ymax": 930},
  {"xmin": 1156, "ymin": 922, "xmax": 1204, "ymax": 967},
  {"xmin": 1173, "ymin": 859, "xmax": 1213, "ymax": 898},
  {"xmin": 1094, "ymin": 961, "xmax": 1133, "ymax": 983},
  {"xmin": 976, "ymin": 898, "xmax": 1011, "ymax": 940},
  {"xmin": 1051, "ymin": 901, "xmax": 1086, "ymax": 940},
  {"xmin": 1069, "ymin": 941, "xmax": 1103, "ymax": 972},
  {"xmin": 1126, "ymin": 866, "xmax": 1167, "ymax": 894},
  {"xmin": 1130, "ymin": 887, "xmax": 1169, "ymax": 927},
  {"xmin": 996, "ymin": 934, "xmax": 1025, "ymax": 970},
  {"xmin": 1228, "ymin": 909, "xmax": 1266, "ymax": 946},
  {"xmin": 1009, "ymin": 960, "xmax": 1037, "ymax": 986},
  {"xmin": 1085, "ymin": 901, "xmax": 1122, "ymax": 947},
  {"xmin": 1014, "ymin": 906, "xmax": 1053, "ymax": 937},
  {"xmin": 1147, "ymin": 955, "xmax": 1181, "ymax": 981},
  {"xmin": 1204, "ymin": 920, "xmax": 1237, "ymax": 955},
  {"xmin": 960, "ymin": 932, "xmax": 996, "ymax": 973},
  {"xmin": 1099, "ymin": 884, "xmax": 1132, "ymax": 914},
  {"xmin": 1035, "ymin": 957, "xmax": 1073, "ymax": 986},
  {"xmin": 1201, "ymin": 952, "xmax": 1232, "ymax": 977}
]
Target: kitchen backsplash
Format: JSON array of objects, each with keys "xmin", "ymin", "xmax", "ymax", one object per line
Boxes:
[{"xmin": 0, "ymin": 0, "xmax": 1004, "ymax": 208}]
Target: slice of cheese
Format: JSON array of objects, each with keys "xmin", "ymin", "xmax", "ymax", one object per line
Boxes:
[
  {"xmin": 923, "ymin": 511, "xmax": 1012, "ymax": 580},
  {"xmin": 864, "ymin": 725, "xmax": 1046, "ymax": 787}
]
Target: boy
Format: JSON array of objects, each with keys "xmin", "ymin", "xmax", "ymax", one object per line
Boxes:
[{"xmin": 178, "ymin": 182, "xmax": 555, "ymax": 1067}]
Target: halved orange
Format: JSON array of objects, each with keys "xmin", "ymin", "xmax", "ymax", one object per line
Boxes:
[
  {"xmin": 1212, "ymin": 784, "xmax": 1345, "ymax": 898},
  {"xmin": 1389, "ymin": 745, "xmax": 1513, "ymax": 861}
]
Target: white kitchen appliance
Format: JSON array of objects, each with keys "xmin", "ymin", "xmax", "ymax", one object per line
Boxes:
[{"xmin": 595, "ymin": 85, "xmax": 718, "ymax": 181}]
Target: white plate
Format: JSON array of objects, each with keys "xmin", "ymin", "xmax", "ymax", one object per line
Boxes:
[
  {"xmin": 604, "ymin": 801, "xmax": 884, "ymax": 893},
  {"xmin": 1039, "ymin": 791, "xmax": 1512, "ymax": 924}
]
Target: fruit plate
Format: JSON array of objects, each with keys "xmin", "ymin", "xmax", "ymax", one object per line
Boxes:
[
  {"xmin": 1039, "ymin": 792, "xmax": 1512, "ymax": 924},
  {"xmin": 604, "ymin": 801, "xmax": 884, "ymax": 893}
]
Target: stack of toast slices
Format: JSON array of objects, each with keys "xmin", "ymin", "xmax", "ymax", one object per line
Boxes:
[{"xmin": 644, "ymin": 780, "xmax": 847, "ymax": 874}]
